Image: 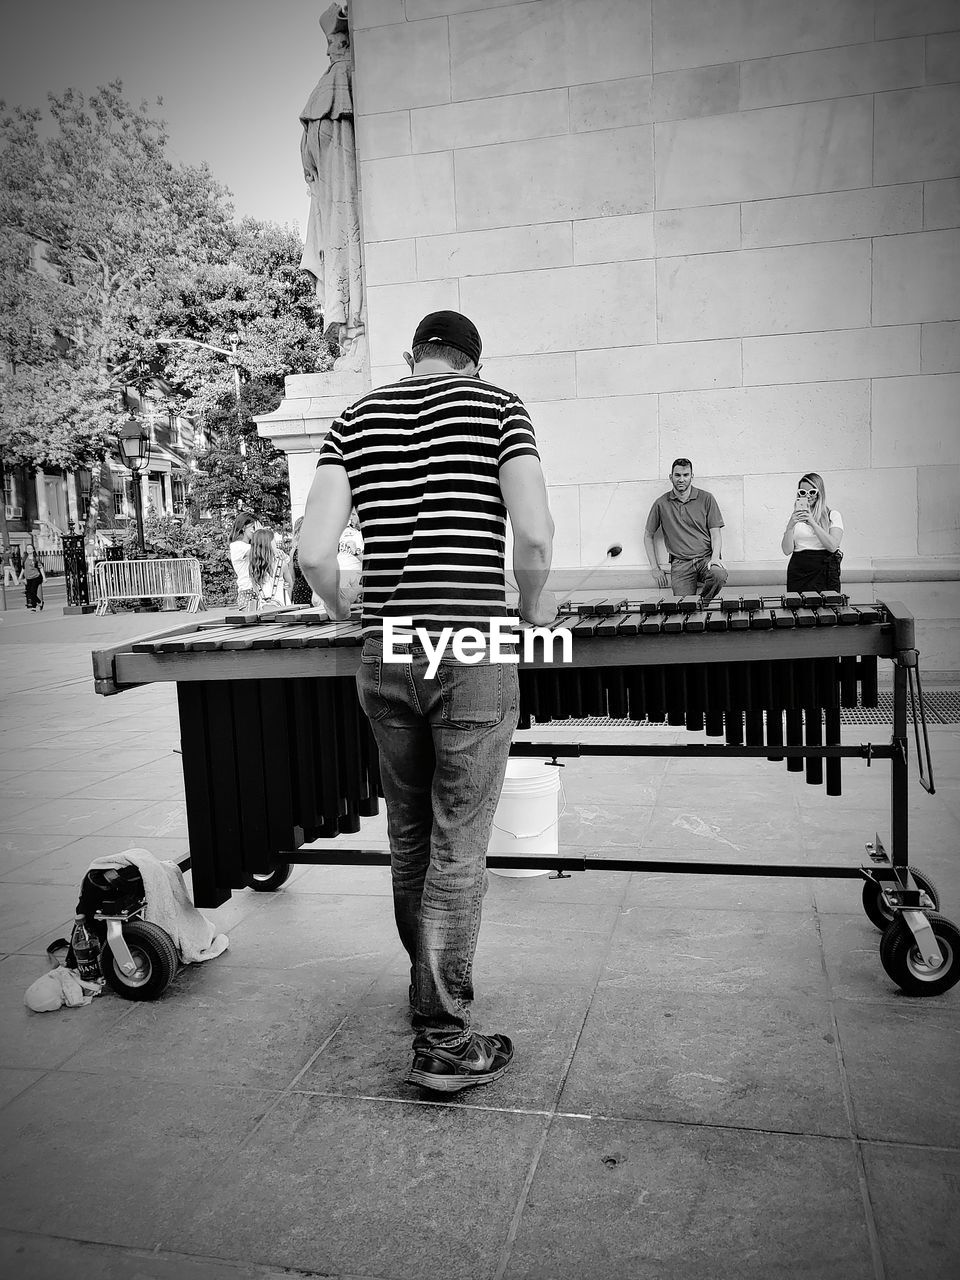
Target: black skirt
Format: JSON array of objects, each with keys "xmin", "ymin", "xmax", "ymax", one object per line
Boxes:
[
  {"xmin": 787, "ymin": 549, "xmax": 841, "ymax": 593},
  {"xmin": 290, "ymin": 551, "xmax": 313, "ymax": 606}
]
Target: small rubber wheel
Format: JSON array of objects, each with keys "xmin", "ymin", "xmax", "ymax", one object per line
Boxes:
[
  {"xmin": 879, "ymin": 912, "xmax": 960, "ymax": 997},
  {"xmin": 100, "ymin": 920, "xmax": 179, "ymax": 1000},
  {"xmin": 248, "ymin": 863, "xmax": 294, "ymax": 892},
  {"xmin": 861, "ymin": 866, "xmax": 940, "ymax": 931}
]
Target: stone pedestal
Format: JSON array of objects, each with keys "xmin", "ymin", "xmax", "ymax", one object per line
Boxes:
[{"xmin": 254, "ymin": 370, "xmax": 369, "ymax": 518}]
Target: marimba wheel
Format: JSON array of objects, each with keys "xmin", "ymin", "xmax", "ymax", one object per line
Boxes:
[
  {"xmin": 879, "ymin": 912, "xmax": 960, "ymax": 996},
  {"xmin": 247, "ymin": 863, "xmax": 295, "ymax": 893},
  {"xmin": 861, "ymin": 865, "xmax": 940, "ymax": 931}
]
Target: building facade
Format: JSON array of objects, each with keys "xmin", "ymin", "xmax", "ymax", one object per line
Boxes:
[{"xmin": 259, "ymin": 0, "xmax": 960, "ymax": 668}]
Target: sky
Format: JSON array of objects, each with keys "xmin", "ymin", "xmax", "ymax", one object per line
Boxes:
[{"xmin": 0, "ymin": 0, "xmax": 328, "ymax": 230}]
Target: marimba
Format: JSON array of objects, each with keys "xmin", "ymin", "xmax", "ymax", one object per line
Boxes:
[{"xmin": 92, "ymin": 592, "xmax": 957, "ymax": 996}]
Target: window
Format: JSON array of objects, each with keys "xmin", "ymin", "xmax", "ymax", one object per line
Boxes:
[
  {"xmin": 172, "ymin": 480, "xmax": 187, "ymax": 515},
  {"xmin": 77, "ymin": 470, "xmax": 91, "ymax": 520},
  {"xmin": 113, "ymin": 480, "xmax": 128, "ymax": 518}
]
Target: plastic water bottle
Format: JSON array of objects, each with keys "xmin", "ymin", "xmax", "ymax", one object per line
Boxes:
[{"xmin": 70, "ymin": 916, "xmax": 102, "ymax": 982}]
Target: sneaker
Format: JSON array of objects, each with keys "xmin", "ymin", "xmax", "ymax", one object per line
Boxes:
[{"xmin": 408, "ymin": 1033, "xmax": 513, "ymax": 1093}]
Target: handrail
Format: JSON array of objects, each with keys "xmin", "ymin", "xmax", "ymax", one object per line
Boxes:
[{"xmin": 93, "ymin": 557, "xmax": 205, "ymax": 616}]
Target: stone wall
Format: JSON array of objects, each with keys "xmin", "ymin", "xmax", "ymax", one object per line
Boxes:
[{"xmin": 342, "ymin": 0, "xmax": 959, "ymax": 663}]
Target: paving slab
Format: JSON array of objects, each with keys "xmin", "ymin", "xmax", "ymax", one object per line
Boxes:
[
  {"xmin": 860, "ymin": 1144, "xmax": 960, "ymax": 1280},
  {"xmin": 216, "ymin": 891, "xmax": 401, "ymax": 973},
  {"xmin": 602, "ymin": 905, "xmax": 830, "ymax": 997},
  {"xmin": 558, "ymin": 983, "xmax": 850, "ymax": 1136},
  {"xmin": 502, "ymin": 1116, "xmax": 875, "ymax": 1280},
  {"xmin": 833, "ymin": 998, "xmax": 960, "ymax": 1146},
  {"xmin": 0, "ymin": 834, "xmax": 75, "ymax": 878},
  {"xmin": 470, "ymin": 914, "xmax": 617, "ymax": 990},
  {"xmin": 1, "ymin": 609, "xmax": 958, "ymax": 1279},
  {"xmin": 0, "ymin": 1073, "xmax": 272, "ymax": 1250},
  {"xmin": 1, "ymin": 834, "xmax": 191, "ymax": 887},
  {"xmin": 0, "ymin": 883, "xmax": 81, "ymax": 952},
  {"xmin": 175, "ymin": 1093, "xmax": 550, "ymax": 1279},
  {"xmin": 300, "ymin": 977, "xmax": 593, "ymax": 1112},
  {"xmin": 62, "ymin": 960, "xmax": 382, "ymax": 1090},
  {"xmin": 90, "ymin": 797, "xmax": 188, "ymax": 840},
  {"xmin": 0, "ymin": 1070, "xmax": 46, "ymax": 1111},
  {"xmin": 560, "ymin": 799, "xmax": 656, "ymax": 849},
  {"xmin": 1, "ymin": 794, "xmax": 163, "ymax": 837},
  {"xmin": 0, "ymin": 1231, "xmax": 329, "ymax": 1280},
  {"xmin": 624, "ymin": 869, "xmax": 815, "ymax": 911},
  {"xmin": 0, "ymin": 955, "xmax": 136, "ymax": 1071}
]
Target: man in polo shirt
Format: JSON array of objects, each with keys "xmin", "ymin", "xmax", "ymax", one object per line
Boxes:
[
  {"xmin": 643, "ymin": 458, "xmax": 728, "ymax": 604},
  {"xmin": 298, "ymin": 310, "xmax": 556, "ymax": 1095}
]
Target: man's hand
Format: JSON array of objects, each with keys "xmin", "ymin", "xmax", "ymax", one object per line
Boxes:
[
  {"xmin": 520, "ymin": 588, "xmax": 558, "ymax": 628},
  {"xmin": 708, "ymin": 558, "xmax": 723, "ymax": 570},
  {"xmin": 327, "ymin": 573, "xmax": 361, "ymax": 621},
  {"xmin": 653, "ymin": 567, "xmax": 669, "ymax": 590}
]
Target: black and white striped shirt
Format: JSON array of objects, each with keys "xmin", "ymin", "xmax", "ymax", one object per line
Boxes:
[{"xmin": 317, "ymin": 373, "xmax": 539, "ymax": 638}]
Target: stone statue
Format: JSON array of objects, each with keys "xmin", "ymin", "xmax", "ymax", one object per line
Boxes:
[{"xmin": 300, "ymin": 2, "xmax": 365, "ymax": 370}]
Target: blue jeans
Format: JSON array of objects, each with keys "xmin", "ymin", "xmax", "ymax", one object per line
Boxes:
[
  {"xmin": 356, "ymin": 639, "xmax": 519, "ymax": 1052},
  {"xmin": 670, "ymin": 556, "xmax": 728, "ymax": 605}
]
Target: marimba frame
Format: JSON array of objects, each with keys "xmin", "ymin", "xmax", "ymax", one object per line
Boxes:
[{"xmin": 92, "ymin": 596, "xmax": 958, "ymax": 997}]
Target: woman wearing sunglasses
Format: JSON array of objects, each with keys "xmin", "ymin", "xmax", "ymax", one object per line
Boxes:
[{"xmin": 781, "ymin": 472, "xmax": 843, "ymax": 592}]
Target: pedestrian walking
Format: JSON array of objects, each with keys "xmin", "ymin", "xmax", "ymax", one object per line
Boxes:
[
  {"xmin": 2, "ymin": 545, "xmax": 18, "ymax": 587},
  {"xmin": 19, "ymin": 545, "xmax": 45, "ymax": 610}
]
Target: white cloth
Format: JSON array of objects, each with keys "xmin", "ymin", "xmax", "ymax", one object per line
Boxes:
[
  {"xmin": 85, "ymin": 849, "xmax": 228, "ymax": 964},
  {"xmin": 229, "ymin": 540, "xmax": 252, "ymax": 591},
  {"xmin": 792, "ymin": 508, "xmax": 843, "ymax": 551},
  {"xmin": 24, "ymin": 965, "xmax": 102, "ymax": 1012}
]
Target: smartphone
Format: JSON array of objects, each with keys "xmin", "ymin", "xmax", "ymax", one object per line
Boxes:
[{"xmin": 795, "ymin": 495, "xmax": 809, "ymax": 513}]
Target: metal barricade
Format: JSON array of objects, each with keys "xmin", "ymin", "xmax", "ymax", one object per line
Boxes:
[{"xmin": 93, "ymin": 557, "xmax": 205, "ymax": 615}]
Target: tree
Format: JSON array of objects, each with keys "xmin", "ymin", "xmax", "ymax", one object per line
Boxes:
[
  {"xmin": 152, "ymin": 218, "xmax": 329, "ymax": 527},
  {"xmin": 0, "ymin": 83, "xmax": 232, "ymax": 547}
]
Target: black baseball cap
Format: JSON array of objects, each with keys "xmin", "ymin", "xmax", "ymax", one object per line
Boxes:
[{"xmin": 411, "ymin": 310, "xmax": 482, "ymax": 365}]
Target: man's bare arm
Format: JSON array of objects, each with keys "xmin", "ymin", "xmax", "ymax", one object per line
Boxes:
[
  {"xmin": 643, "ymin": 530, "xmax": 669, "ymax": 589},
  {"xmin": 500, "ymin": 455, "xmax": 556, "ymax": 626},
  {"xmin": 709, "ymin": 526, "xmax": 723, "ymax": 566},
  {"xmin": 298, "ymin": 464, "xmax": 357, "ymax": 620}
]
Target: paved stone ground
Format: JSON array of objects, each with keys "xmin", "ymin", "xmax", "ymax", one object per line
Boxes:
[{"xmin": 1, "ymin": 597, "xmax": 958, "ymax": 1279}]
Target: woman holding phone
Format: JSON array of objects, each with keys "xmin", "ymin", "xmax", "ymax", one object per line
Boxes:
[{"xmin": 781, "ymin": 472, "xmax": 844, "ymax": 592}]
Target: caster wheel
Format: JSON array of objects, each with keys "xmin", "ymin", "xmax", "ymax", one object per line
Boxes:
[
  {"xmin": 862, "ymin": 866, "xmax": 939, "ymax": 931},
  {"xmin": 100, "ymin": 920, "xmax": 179, "ymax": 1001},
  {"xmin": 248, "ymin": 863, "xmax": 294, "ymax": 892},
  {"xmin": 879, "ymin": 913, "xmax": 960, "ymax": 997}
]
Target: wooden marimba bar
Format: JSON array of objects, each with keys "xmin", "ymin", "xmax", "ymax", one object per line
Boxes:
[
  {"xmin": 517, "ymin": 591, "xmax": 888, "ymax": 796},
  {"xmin": 92, "ymin": 592, "xmax": 920, "ymax": 908}
]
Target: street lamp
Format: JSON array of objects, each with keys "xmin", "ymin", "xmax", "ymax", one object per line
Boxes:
[
  {"xmin": 153, "ymin": 334, "xmax": 245, "ymax": 425},
  {"xmin": 117, "ymin": 414, "xmax": 152, "ymax": 555}
]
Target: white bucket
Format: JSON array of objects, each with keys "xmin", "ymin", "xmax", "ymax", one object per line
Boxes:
[{"xmin": 488, "ymin": 760, "xmax": 564, "ymax": 878}]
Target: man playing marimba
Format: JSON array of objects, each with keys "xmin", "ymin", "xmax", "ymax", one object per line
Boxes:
[
  {"xmin": 643, "ymin": 458, "xmax": 728, "ymax": 605},
  {"xmin": 299, "ymin": 310, "xmax": 556, "ymax": 1093}
]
